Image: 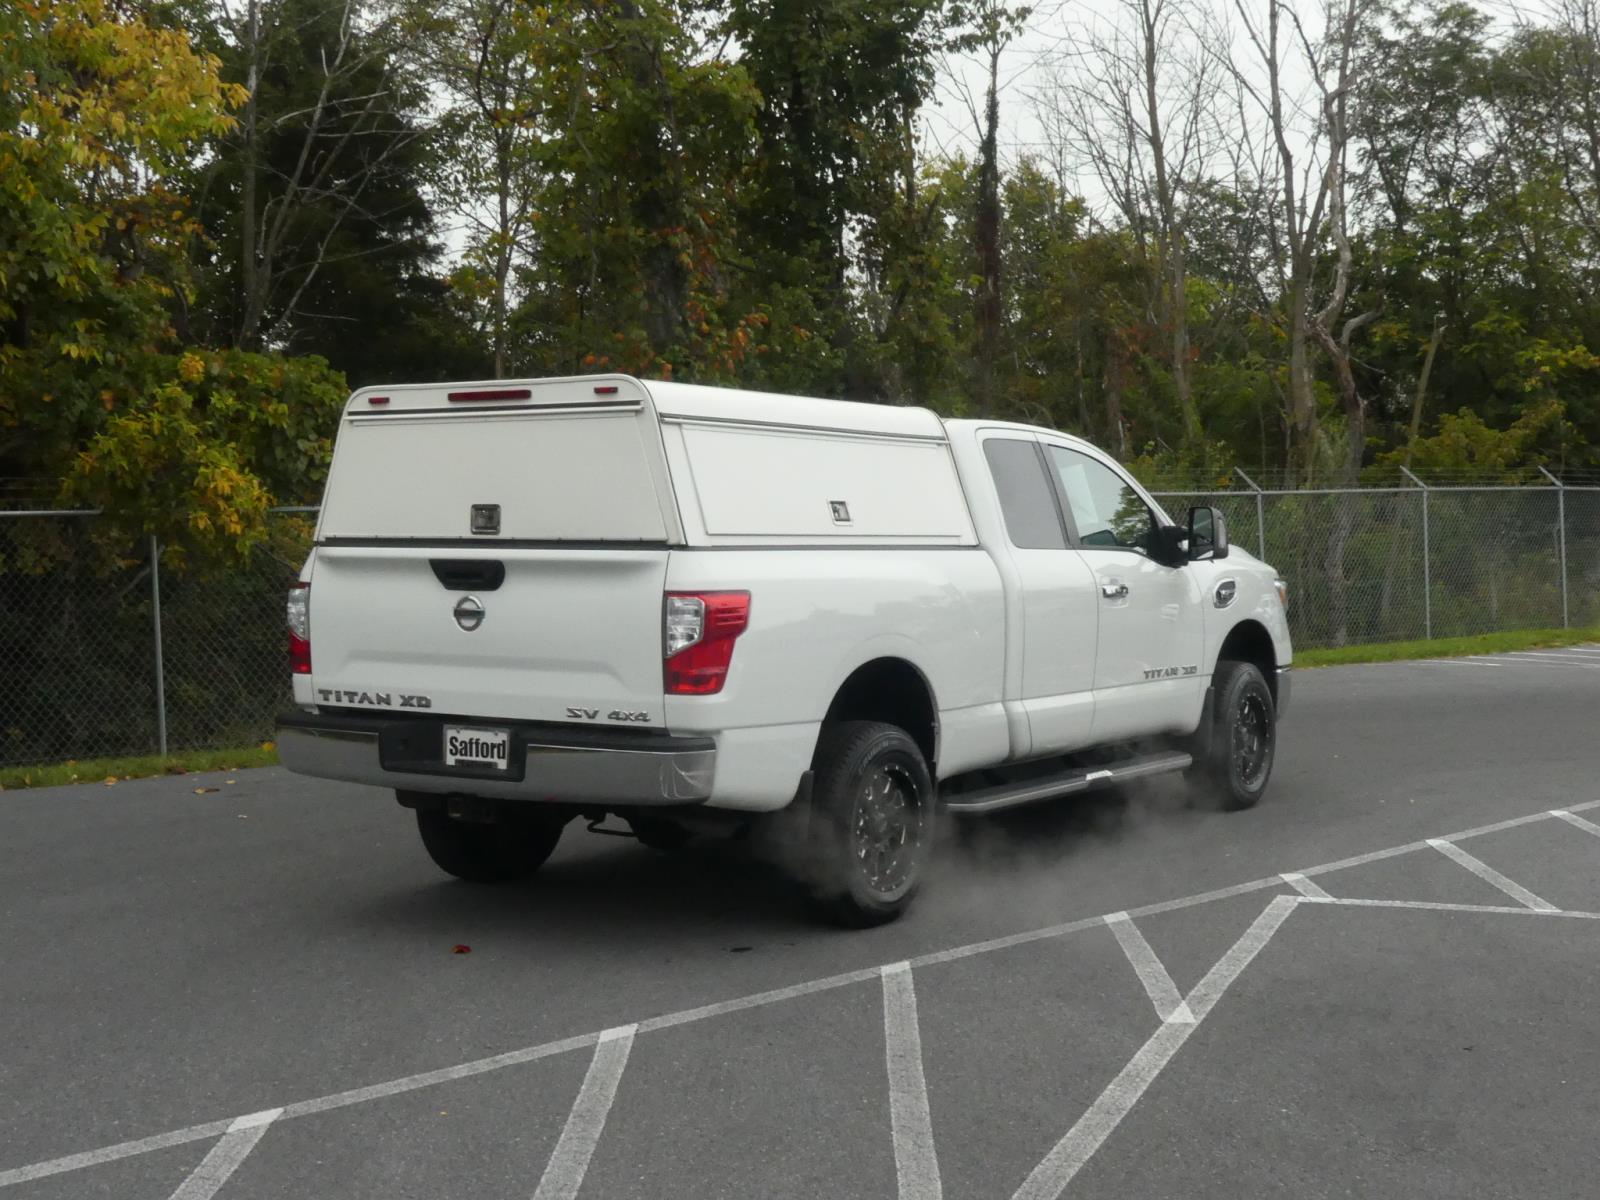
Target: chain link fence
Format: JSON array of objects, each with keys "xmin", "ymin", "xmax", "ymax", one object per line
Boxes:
[
  {"xmin": 2, "ymin": 486, "xmax": 1597, "ymax": 767},
  {"xmin": 0, "ymin": 510, "xmax": 313, "ymax": 767},
  {"xmin": 1149, "ymin": 483, "xmax": 1600, "ymax": 647}
]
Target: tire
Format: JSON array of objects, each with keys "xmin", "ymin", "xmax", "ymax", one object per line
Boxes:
[
  {"xmin": 628, "ymin": 816, "xmax": 694, "ymax": 852},
  {"xmin": 415, "ymin": 806, "xmax": 566, "ymax": 883},
  {"xmin": 804, "ymin": 721, "xmax": 935, "ymax": 928},
  {"xmin": 1193, "ymin": 660, "xmax": 1277, "ymax": 811}
]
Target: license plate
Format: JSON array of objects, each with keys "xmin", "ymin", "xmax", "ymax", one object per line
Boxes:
[{"xmin": 443, "ymin": 725, "xmax": 511, "ymax": 771}]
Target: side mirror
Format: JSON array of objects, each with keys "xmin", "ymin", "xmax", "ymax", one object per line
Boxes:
[
  {"xmin": 1150, "ymin": 524, "xmax": 1188, "ymax": 567},
  {"xmin": 1187, "ymin": 506, "xmax": 1229, "ymax": 561}
]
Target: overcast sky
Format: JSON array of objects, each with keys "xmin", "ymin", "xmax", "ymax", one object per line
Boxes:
[{"xmin": 922, "ymin": 0, "xmax": 1540, "ymax": 218}]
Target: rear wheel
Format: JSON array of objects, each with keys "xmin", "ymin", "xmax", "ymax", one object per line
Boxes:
[
  {"xmin": 415, "ymin": 805, "xmax": 566, "ymax": 883},
  {"xmin": 804, "ymin": 721, "xmax": 934, "ymax": 928},
  {"xmin": 1193, "ymin": 660, "xmax": 1276, "ymax": 811}
]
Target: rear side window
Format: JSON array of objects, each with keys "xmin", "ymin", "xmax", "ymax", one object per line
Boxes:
[{"xmin": 983, "ymin": 438, "xmax": 1067, "ymax": 550}]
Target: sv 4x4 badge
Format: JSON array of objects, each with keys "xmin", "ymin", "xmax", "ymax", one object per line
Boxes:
[{"xmin": 567, "ymin": 707, "xmax": 651, "ymax": 723}]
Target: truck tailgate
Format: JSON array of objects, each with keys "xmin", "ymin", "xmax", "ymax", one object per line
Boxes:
[{"xmin": 309, "ymin": 546, "xmax": 669, "ymax": 727}]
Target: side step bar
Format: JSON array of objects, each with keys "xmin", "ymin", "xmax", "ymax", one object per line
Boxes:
[{"xmin": 942, "ymin": 749, "xmax": 1193, "ymax": 816}]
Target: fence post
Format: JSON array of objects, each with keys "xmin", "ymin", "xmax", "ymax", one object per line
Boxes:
[
  {"xmin": 1400, "ymin": 467, "xmax": 1431, "ymax": 640},
  {"xmin": 1539, "ymin": 466, "xmax": 1569, "ymax": 628},
  {"xmin": 149, "ymin": 534, "xmax": 168, "ymax": 757},
  {"xmin": 1234, "ymin": 466, "xmax": 1267, "ymax": 560}
]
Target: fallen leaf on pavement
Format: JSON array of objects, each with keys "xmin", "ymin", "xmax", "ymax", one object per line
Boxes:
[
  {"xmin": 451, "ymin": 944, "xmax": 472, "ymax": 955},
  {"xmin": 194, "ymin": 787, "xmax": 219, "ymax": 794}
]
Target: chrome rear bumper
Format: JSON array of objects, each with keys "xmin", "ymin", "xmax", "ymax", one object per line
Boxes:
[{"xmin": 276, "ymin": 711, "xmax": 716, "ymax": 804}]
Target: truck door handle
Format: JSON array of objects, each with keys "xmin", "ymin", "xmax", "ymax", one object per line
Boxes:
[{"xmin": 1101, "ymin": 582, "xmax": 1129, "ymax": 599}]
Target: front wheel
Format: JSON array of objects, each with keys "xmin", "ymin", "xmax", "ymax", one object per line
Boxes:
[
  {"xmin": 804, "ymin": 721, "xmax": 935, "ymax": 928},
  {"xmin": 415, "ymin": 805, "xmax": 566, "ymax": 883},
  {"xmin": 1193, "ymin": 661, "xmax": 1277, "ymax": 811}
]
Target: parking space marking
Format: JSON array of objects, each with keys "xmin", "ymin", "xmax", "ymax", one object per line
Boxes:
[
  {"xmin": 1281, "ymin": 872, "xmax": 1333, "ymax": 899},
  {"xmin": 1428, "ymin": 839, "xmax": 1559, "ymax": 911},
  {"xmin": 1458, "ymin": 656, "xmax": 1600, "ymax": 670},
  {"xmin": 1307, "ymin": 897, "xmax": 1600, "ymax": 920},
  {"xmin": 5, "ymin": 797, "xmax": 1598, "ymax": 1193},
  {"xmin": 1104, "ymin": 914, "xmax": 1194, "ymax": 1024},
  {"xmin": 167, "ymin": 1109, "xmax": 282, "ymax": 1200},
  {"xmin": 0, "ymin": 1121, "xmax": 236, "ymax": 1189},
  {"xmin": 1413, "ymin": 658, "xmax": 1500, "ymax": 666},
  {"xmin": 881, "ymin": 964, "xmax": 942, "ymax": 1200},
  {"xmin": 531, "ymin": 1025, "xmax": 636, "ymax": 1200},
  {"xmin": 1011, "ymin": 896, "xmax": 1300, "ymax": 1200},
  {"xmin": 283, "ymin": 1030, "xmax": 605, "ymax": 1122},
  {"xmin": 1551, "ymin": 808, "xmax": 1600, "ymax": 838}
]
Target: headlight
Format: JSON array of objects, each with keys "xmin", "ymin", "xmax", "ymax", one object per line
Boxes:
[{"xmin": 1275, "ymin": 578, "xmax": 1289, "ymax": 611}]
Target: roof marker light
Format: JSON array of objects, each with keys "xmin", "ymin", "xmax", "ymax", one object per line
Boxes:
[
  {"xmin": 593, "ymin": 385, "xmax": 620, "ymax": 395},
  {"xmin": 367, "ymin": 396, "xmax": 390, "ymax": 405}
]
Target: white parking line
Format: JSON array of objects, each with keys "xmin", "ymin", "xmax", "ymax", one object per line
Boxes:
[
  {"xmin": 1413, "ymin": 658, "xmax": 1500, "ymax": 666},
  {"xmin": 166, "ymin": 1109, "xmax": 281, "ymax": 1200},
  {"xmin": 4, "ymin": 797, "xmax": 1597, "ymax": 1192},
  {"xmin": 1309, "ymin": 898, "xmax": 1600, "ymax": 919},
  {"xmin": 1010, "ymin": 896, "xmax": 1300, "ymax": 1200},
  {"xmin": 881, "ymin": 964, "xmax": 942, "ymax": 1200},
  {"xmin": 531, "ymin": 1025, "xmax": 636, "ymax": 1200},
  {"xmin": 1512, "ymin": 651, "xmax": 1600, "ymax": 662},
  {"xmin": 1428, "ymin": 839, "xmax": 1559, "ymax": 911},
  {"xmin": 1281, "ymin": 872, "xmax": 1333, "ymax": 899},
  {"xmin": 1551, "ymin": 809, "xmax": 1600, "ymax": 838},
  {"xmin": 1104, "ymin": 914, "xmax": 1194, "ymax": 1024},
  {"xmin": 1461, "ymin": 656, "xmax": 1600, "ymax": 670}
]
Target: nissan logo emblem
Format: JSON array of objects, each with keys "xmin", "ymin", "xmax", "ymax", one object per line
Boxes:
[{"xmin": 453, "ymin": 595, "xmax": 486, "ymax": 632}]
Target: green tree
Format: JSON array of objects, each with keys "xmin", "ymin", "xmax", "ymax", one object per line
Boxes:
[
  {"xmin": 509, "ymin": 1, "xmax": 764, "ymax": 382},
  {"xmin": 189, "ymin": 0, "xmax": 466, "ymax": 385},
  {"xmin": 0, "ymin": 0, "xmax": 347, "ymax": 561},
  {"xmin": 720, "ymin": 0, "xmax": 952, "ymax": 392}
]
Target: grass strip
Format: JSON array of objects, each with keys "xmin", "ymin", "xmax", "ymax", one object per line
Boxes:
[
  {"xmin": 1296, "ymin": 625, "xmax": 1600, "ymax": 667},
  {"xmin": 0, "ymin": 745, "xmax": 279, "ymax": 790}
]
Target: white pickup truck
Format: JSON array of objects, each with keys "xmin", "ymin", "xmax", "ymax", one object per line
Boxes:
[{"xmin": 278, "ymin": 375, "xmax": 1291, "ymax": 925}]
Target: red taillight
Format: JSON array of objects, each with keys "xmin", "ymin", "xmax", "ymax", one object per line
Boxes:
[
  {"xmin": 664, "ymin": 591, "xmax": 749, "ymax": 695},
  {"xmin": 287, "ymin": 582, "xmax": 312, "ymax": 675}
]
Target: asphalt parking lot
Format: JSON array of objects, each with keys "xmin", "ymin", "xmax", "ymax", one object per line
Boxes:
[{"xmin": 3, "ymin": 648, "xmax": 1600, "ymax": 1199}]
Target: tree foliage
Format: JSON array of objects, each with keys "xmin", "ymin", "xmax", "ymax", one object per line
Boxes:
[
  {"xmin": 0, "ymin": 0, "xmax": 345, "ymax": 562},
  {"xmin": 5, "ymin": 0, "xmax": 1600, "ymax": 573}
]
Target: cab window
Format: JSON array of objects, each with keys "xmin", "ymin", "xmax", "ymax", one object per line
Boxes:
[
  {"xmin": 1047, "ymin": 445, "xmax": 1157, "ymax": 554},
  {"xmin": 983, "ymin": 438, "xmax": 1067, "ymax": 550}
]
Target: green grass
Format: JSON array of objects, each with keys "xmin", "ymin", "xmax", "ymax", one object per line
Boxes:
[
  {"xmin": 1296, "ymin": 625, "xmax": 1600, "ymax": 668},
  {"xmin": 0, "ymin": 745, "xmax": 280, "ymax": 791}
]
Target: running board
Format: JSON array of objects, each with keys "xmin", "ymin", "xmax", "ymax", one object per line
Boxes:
[{"xmin": 942, "ymin": 750, "xmax": 1193, "ymax": 816}]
